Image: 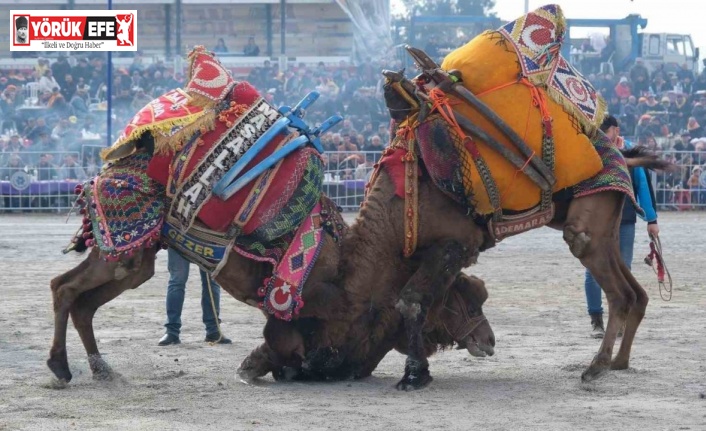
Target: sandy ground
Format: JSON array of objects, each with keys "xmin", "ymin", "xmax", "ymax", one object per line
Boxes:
[{"xmin": 0, "ymin": 211, "xmax": 704, "ymax": 431}]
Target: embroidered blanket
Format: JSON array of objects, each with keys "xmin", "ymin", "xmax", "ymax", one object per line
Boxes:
[{"xmin": 74, "ymin": 152, "xmax": 165, "ymax": 260}]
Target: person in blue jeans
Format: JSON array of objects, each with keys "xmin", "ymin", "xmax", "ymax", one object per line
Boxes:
[
  {"xmin": 585, "ymin": 115, "xmax": 660, "ymax": 338},
  {"xmin": 158, "ymin": 248, "xmax": 232, "ymax": 345}
]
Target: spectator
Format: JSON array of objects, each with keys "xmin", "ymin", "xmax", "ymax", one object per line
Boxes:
[
  {"xmin": 51, "ymin": 54, "xmax": 72, "ymax": 90},
  {"xmin": 243, "ymin": 36, "xmax": 260, "ymax": 56},
  {"xmin": 70, "ymin": 85, "xmax": 89, "ymax": 118},
  {"xmin": 58, "ymin": 153, "xmax": 87, "ymax": 181},
  {"xmin": 24, "ymin": 118, "xmax": 50, "ymax": 143},
  {"xmin": 0, "ymin": 85, "xmax": 19, "ymax": 119},
  {"xmin": 1, "ymin": 154, "xmax": 28, "ymax": 210},
  {"xmin": 213, "ymin": 38, "xmax": 228, "ymax": 54},
  {"xmin": 629, "ymin": 59, "xmax": 650, "ymax": 95},
  {"xmin": 72, "ymin": 57, "xmax": 92, "ymax": 83},
  {"xmin": 35, "ymin": 153, "xmax": 58, "ymax": 181},
  {"xmin": 157, "ymin": 249, "xmax": 232, "ymax": 346},
  {"xmin": 614, "ymin": 77, "xmax": 631, "ymax": 99},
  {"xmin": 38, "ymin": 69, "xmax": 60, "ymax": 94},
  {"xmin": 61, "ymin": 74, "xmax": 76, "ymax": 101}
]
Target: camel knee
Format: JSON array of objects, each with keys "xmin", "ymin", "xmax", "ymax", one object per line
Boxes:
[
  {"xmin": 609, "ymin": 292, "xmax": 635, "ymax": 316},
  {"xmin": 563, "ymin": 227, "xmax": 591, "ymax": 258}
]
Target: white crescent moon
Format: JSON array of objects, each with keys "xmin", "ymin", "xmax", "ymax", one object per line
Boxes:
[
  {"xmin": 269, "ymin": 287, "xmax": 293, "ymax": 311},
  {"xmin": 521, "ymin": 24, "xmax": 555, "ymax": 52}
]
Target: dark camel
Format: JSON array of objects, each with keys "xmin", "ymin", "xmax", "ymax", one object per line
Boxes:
[{"xmin": 48, "ymin": 184, "xmax": 495, "ymax": 386}]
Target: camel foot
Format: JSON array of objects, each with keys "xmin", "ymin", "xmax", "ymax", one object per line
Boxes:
[
  {"xmin": 88, "ymin": 354, "xmax": 115, "ymax": 381},
  {"xmin": 237, "ymin": 352, "xmax": 273, "ymax": 382},
  {"xmin": 581, "ymin": 363, "xmax": 610, "ymax": 382},
  {"xmin": 396, "ymin": 369, "xmax": 432, "ymax": 391},
  {"xmin": 611, "ymin": 358, "xmax": 629, "ymax": 370},
  {"xmin": 47, "ymin": 354, "xmax": 72, "ymax": 384},
  {"xmin": 396, "ymin": 358, "xmax": 432, "ymax": 391}
]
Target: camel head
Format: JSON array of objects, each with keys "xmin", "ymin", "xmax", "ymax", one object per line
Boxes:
[
  {"xmin": 381, "ymin": 69, "xmax": 419, "ymax": 122},
  {"xmin": 440, "ymin": 275, "xmax": 495, "ymax": 357}
]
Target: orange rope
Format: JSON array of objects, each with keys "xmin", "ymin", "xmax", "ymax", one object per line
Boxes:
[{"xmin": 474, "ymin": 80, "xmax": 520, "ymax": 98}]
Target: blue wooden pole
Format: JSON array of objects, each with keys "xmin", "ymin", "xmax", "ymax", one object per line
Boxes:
[{"xmin": 106, "ymin": 0, "xmax": 113, "ymax": 147}]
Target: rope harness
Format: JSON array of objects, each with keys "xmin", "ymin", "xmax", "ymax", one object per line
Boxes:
[
  {"xmin": 644, "ymin": 233, "xmax": 673, "ymax": 301},
  {"xmin": 442, "ymin": 288, "xmax": 487, "ymax": 342}
]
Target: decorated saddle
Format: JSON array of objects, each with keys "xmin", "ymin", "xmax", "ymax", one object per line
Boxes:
[
  {"xmin": 68, "ymin": 46, "xmax": 342, "ymax": 321},
  {"xmin": 376, "ymin": 4, "xmax": 639, "ymax": 251}
]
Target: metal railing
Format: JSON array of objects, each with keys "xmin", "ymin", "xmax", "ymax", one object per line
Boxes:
[
  {"xmin": 653, "ymin": 150, "xmax": 706, "ymax": 210},
  {"xmin": 2, "ymin": 148, "xmax": 705, "ymax": 213}
]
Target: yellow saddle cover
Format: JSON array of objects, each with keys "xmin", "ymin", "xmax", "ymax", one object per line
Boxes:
[{"xmin": 440, "ymin": 4, "xmax": 605, "ymax": 214}]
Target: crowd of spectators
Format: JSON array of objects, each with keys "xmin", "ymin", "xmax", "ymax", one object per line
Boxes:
[
  {"xmin": 0, "ymin": 51, "xmax": 401, "ymax": 210},
  {"xmin": 2, "ymin": 48, "xmax": 706, "ymax": 211},
  {"xmin": 578, "ymin": 58, "xmax": 706, "ymax": 208}
]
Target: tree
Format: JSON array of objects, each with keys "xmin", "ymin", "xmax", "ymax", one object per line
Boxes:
[{"xmin": 455, "ymin": 0, "xmax": 497, "ymax": 17}]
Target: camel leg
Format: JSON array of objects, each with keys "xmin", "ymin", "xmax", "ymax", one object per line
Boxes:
[
  {"xmin": 48, "ymin": 249, "xmax": 118, "ymax": 384},
  {"xmin": 395, "ymin": 240, "xmax": 471, "ymax": 390},
  {"xmin": 237, "ymin": 342, "xmax": 279, "ymax": 382},
  {"xmin": 612, "ymin": 261, "xmax": 648, "ymax": 370},
  {"xmin": 70, "ymin": 247, "xmax": 156, "ymax": 380},
  {"xmin": 563, "ymin": 192, "xmax": 637, "ymax": 382}
]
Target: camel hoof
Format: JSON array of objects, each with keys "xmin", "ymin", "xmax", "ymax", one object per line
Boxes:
[
  {"xmin": 611, "ymin": 360, "xmax": 629, "ymax": 371},
  {"xmin": 581, "ymin": 365, "xmax": 608, "ymax": 382},
  {"xmin": 47, "ymin": 357, "xmax": 72, "ymax": 384},
  {"xmin": 395, "ymin": 371, "xmax": 433, "ymax": 391},
  {"xmin": 46, "ymin": 377, "xmax": 70, "ymax": 390},
  {"xmin": 237, "ymin": 356, "xmax": 270, "ymax": 382},
  {"xmin": 88, "ymin": 354, "xmax": 115, "ymax": 381},
  {"xmin": 236, "ymin": 366, "xmax": 261, "ymax": 383}
]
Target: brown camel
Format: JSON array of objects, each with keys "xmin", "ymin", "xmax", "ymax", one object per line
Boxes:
[
  {"xmin": 273, "ymin": 70, "xmax": 675, "ymax": 390},
  {"xmin": 48, "ymin": 180, "xmax": 495, "ymax": 385}
]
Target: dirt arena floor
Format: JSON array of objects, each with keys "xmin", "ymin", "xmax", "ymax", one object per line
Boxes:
[{"xmin": 0, "ymin": 212, "xmax": 704, "ymax": 430}]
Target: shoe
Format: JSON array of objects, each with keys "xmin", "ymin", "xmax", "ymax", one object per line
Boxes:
[
  {"xmin": 590, "ymin": 313, "xmax": 605, "ymax": 339},
  {"xmin": 205, "ymin": 333, "xmax": 232, "ymax": 344},
  {"xmin": 158, "ymin": 333, "xmax": 181, "ymax": 346}
]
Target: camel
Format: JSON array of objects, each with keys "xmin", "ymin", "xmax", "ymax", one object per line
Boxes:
[
  {"xmin": 262, "ymin": 63, "xmax": 675, "ymax": 390},
  {"xmin": 47, "ymin": 186, "xmax": 495, "ymax": 385}
]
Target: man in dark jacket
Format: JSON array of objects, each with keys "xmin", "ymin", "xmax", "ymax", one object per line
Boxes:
[{"xmin": 583, "ymin": 115, "xmax": 660, "ymax": 338}]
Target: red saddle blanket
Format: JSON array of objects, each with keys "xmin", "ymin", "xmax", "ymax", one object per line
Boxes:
[{"xmin": 146, "ymin": 81, "xmax": 321, "ymax": 236}]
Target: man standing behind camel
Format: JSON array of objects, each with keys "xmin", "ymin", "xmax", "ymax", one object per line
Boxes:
[{"xmin": 584, "ymin": 115, "xmax": 660, "ymax": 338}]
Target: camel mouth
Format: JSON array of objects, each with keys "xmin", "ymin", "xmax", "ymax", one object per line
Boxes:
[{"xmin": 465, "ymin": 339, "xmax": 494, "ymax": 357}]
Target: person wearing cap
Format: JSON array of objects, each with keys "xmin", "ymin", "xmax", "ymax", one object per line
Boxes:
[
  {"xmin": 14, "ymin": 16, "xmax": 28, "ymax": 44},
  {"xmin": 584, "ymin": 115, "xmax": 660, "ymax": 339}
]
